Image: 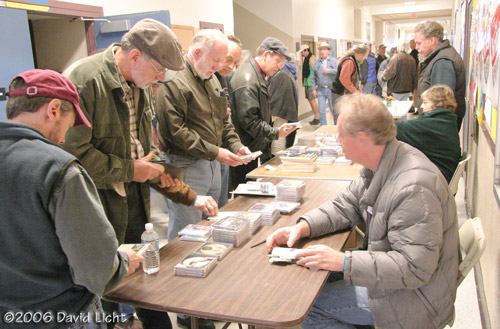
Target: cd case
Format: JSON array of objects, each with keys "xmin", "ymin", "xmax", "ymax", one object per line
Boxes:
[
  {"xmin": 192, "ymin": 242, "xmax": 233, "ymax": 260},
  {"xmin": 174, "ymin": 255, "xmax": 217, "ymax": 278}
]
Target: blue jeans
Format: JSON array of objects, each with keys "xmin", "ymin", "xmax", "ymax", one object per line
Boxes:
[
  {"xmin": 69, "ymin": 296, "xmax": 106, "ymax": 329},
  {"xmin": 302, "ymin": 276, "xmax": 374, "ymax": 329},
  {"xmin": 362, "ymin": 82, "xmax": 377, "ymax": 95},
  {"xmin": 317, "ymin": 87, "xmax": 333, "ymax": 126},
  {"xmin": 164, "ymin": 154, "xmax": 221, "ymax": 241},
  {"xmin": 218, "ymin": 164, "xmax": 229, "ymax": 208}
]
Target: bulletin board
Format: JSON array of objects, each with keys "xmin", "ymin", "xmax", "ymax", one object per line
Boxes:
[
  {"xmin": 466, "ymin": 0, "xmax": 500, "ymax": 140},
  {"xmin": 461, "ymin": 0, "xmax": 500, "ymax": 206}
]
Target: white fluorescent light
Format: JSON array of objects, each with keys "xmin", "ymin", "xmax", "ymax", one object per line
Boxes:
[{"xmin": 404, "ymin": 1, "xmax": 416, "ymax": 5}]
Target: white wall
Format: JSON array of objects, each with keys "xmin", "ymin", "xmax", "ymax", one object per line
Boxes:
[
  {"xmin": 234, "ymin": 0, "xmax": 292, "ymax": 35},
  {"xmin": 292, "ymin": 0, "xmax": 358, "ymax": 41},
  {"xmin": 62, "ymin": 0, "xmax": 235, "ymax": 33}
]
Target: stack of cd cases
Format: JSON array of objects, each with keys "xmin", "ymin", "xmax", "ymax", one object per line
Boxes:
[
  {"xmin": 248, "ymin": 203, "xmax": 281, "ymax": 225},
  {"xmin": 233, "ymin": 211, "xmax": 262, "ymax": 234},
  {"xmin": 174, "ymin": 254, "xmax": 218, "ymax": 277},
  {"xmin": 192, "ymin": 241, "xmax": 233, "ymax": 260},
  {"xmin": 178, "ymin": 224, "xmax": 212, "ymax": 242},
  {"xmin": 212, "ymin": 217, "xmax": 251, "ymax": 246},
  {"xmin": 275, "ymin": 180, "xmax": 306, "ymax": 202}
]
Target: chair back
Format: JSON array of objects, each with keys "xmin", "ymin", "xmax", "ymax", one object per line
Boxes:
[
  {"xmin": 457, "ymin": 217, "xmax": 486, "ymax": 286},
  {"xmin": 449, "ymin": 152, "xmax": 471, "ymax": 195}
]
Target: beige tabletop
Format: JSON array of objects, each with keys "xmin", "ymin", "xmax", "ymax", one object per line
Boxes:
[
  {"xmin": 105, "ymin": 178, "xmax": 352, "ymax": 328},
  {"xmin": 247, "ymin": 125, "xmax": 363, "ymax": 181}
]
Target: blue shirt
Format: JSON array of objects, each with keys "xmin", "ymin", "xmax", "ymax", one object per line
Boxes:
[{"xmin": 311, "ymin": 56, "xmax": 338, "ymax": 88}]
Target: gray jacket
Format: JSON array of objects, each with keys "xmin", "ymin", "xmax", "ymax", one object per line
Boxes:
[{"xmin": 301, "ymin": 140, "xmax": 459, "ymax": 329}]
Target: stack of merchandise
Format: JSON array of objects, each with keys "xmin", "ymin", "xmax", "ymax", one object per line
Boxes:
[
  {"xmin": 178, "ymin": 224, "xmax": 212, "ymax": 242},
  {"xmin": 212, "ymin": 217, "xmax": 250, "ymax": 247},
  {"xmin": 192, "ymin": 241, "xmax": 233, "ymax": 260},
  {"xmin": 280, "ymin": 153, "xmax": 318, "ymax": 172},
  {"xmin": 324, "ymin": 136, "xmax": 341, "ymax": 146},
  {"xmin": 275, "ymin": 179, "xmax": 306, "ymax": 202},
  {"xmin": 316, "ymin": 156, "xmax": 336, "ymax": 165},
  {"xmin": 315, "ymin": 132, "xmax": 331, "ymax": 139},
  {"xmin": 248, "ymin": 203, "xmax": 281, "ymax": 225},
  {"xmin": 234, "ymin": 212, "xmax": 262, "ymax": 234},
  {"xmin": 321, "ymin": 146, "xmax": 340, "ymax": 157},
  {"xmin": 271, "ymin": 201, "xmax": 300, "ymax": 214},
  {"xmin": 296, "ymin": 135, "xmax": 316, "ymax": 147},
  {"xmin": 305, "ymin": 147, "xmax": 321, "ymax": 156},
  {"xmin": 174, "ymin": 254, "xmax": 218, "ymax": 277},
  {"xmin": 335, "ymin": 156, "xmax": 353, "ymax": 165}
]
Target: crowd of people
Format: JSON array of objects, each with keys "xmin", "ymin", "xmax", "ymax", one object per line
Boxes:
[{"xmin": 0, "ymin": 17, "xmax": 465, "ymax": 329}]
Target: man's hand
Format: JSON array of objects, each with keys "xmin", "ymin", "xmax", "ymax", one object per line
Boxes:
[
  {"xmin": 312, "ymin": 90, "xmax": 317, "ymax": 98},
  {"xmin": 295, "ymin": 245, "xmax": 345, "ymax": 272},
  {"xmin": 266, "ymin": 221, "xmax": 310, "ymax": 253},
  {"xmin": 133, "ymin": 151, "xmax": 165, "ymax": 183},
  {"xmin": 323, "ymin": 67, "xmax": 330, "ymax": 74},
  {"xmin": 235, "ymin": 146, "xmax": 252, "ymax": 164},
  {"xmin": 157, "ymin": 173, "xmax": 181, "ymax": 188},
  {"xmin": 278, "ymin": 123, "xmax": 298, "ymax": 138},
  {"xmin": 125, "ymin": 250, "xmax": 143, "ymax": 276},
  {"xmin": 194, "ymin": 195, "xmax": 218, "ymax": 217},
  {"xmin": 216, "ymin": 148, "xmax": 244, "ymax": 167}
]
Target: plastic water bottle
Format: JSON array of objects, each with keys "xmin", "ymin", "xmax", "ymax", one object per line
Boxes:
[{"xmin": 141, "ymin": 223, "xmax": 160, "ymax": 274}]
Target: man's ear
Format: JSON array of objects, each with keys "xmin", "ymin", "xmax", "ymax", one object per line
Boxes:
[
  {"xmin": 192, "ymin": 48, "xmax": 203, "ymax": 61},
  {"xmin": 356, "ymin": 131, "xmax": 372, "ymax": 146},
  {"xmin": 128, "ymin": 48, "xmax": 142, "ymax": 66},
  {"xmin": 45, "ymin": 99, "xmax": 62, "ymax": 123}
]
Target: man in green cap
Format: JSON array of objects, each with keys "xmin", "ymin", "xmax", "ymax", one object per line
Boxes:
[{"xmin": 63, "ymin": 18, "xmax": 215, "ymax": 329}]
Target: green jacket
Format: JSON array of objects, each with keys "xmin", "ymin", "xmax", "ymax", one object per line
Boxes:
[
  {"xmin": 63, "ymin": 44, "xmax": 194, "ymax": 243},
  {"xmin": 396, "ymin": 108, "xmax": 461, "ymax": 183}
]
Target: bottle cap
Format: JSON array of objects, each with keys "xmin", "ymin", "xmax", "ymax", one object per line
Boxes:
[{"xmin": 145, "ymin": 223, "xmax": 154, "ymax": 231}]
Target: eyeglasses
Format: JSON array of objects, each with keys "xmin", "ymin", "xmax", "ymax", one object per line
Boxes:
[{"xmin": 145, "ymin": 56, "xmax": 166, "ymax": 78}]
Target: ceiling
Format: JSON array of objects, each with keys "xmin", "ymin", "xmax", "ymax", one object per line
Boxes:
[
  {"xmin": 361, "ymin": 0, "xmax": 453, "ymax": 22},
  {"xmin": 373, "ymin": 9, "xmax": 452, "ymax": 21}
]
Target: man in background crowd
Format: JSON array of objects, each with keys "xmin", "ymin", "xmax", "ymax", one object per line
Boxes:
[
  {"xmin": 215, "ymin": 35, "xmax": 243, "ymax": 208},
  {"xmin": 311, "ymin": 42, "xmax": 338, "ymax": 125},
  {"xmin": 300, "ymin": 44, "xmax": 320, "ymax": 125},
  {"xmin": 414, "ymin": 20, "xmax": 466, "ymax": 130},
  {"xmin": 383, "ymin": 40, "xmax": 417, "ymax": 101},
  {"xmin": 230, "ymin": 37, "xmax": 297, "ymax": 189}
]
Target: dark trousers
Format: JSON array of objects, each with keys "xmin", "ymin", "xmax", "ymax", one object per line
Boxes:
[
  {"xmin": 230, "ymin": 160, "xmax": 259, "ymax": 192},
  {"xmin": 103, "ymin": 182, "xmax": 172, "ymax": 329}
]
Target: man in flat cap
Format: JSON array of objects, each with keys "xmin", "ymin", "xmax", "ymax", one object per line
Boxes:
[
  {"xmin": 63, "ymin": 18, "xmax": 214, "ymax": 329},
  {"xmin": 0, "ymin": 69, "xmax": 142, "ymax": 328},
  {"xmin": 229, "ymin": 37, "xmax": 298, "ymax": 190},
  {"xmin": 311, "ymin": 42, "xmax": 338, "ymax": 125}
]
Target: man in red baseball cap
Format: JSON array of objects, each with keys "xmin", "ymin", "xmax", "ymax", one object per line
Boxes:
[
  {"xmin": 6, "ymin": 69, "xmax": 91, "ymax": 143},
  {"xmin": 0, "ymin": 68, "xmax": 142, "ymax": 328}
]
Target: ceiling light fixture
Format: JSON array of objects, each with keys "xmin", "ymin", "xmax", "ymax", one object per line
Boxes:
[{"xmin": 404, "ymin": 1, "xmax": 416, "ymax": 5}]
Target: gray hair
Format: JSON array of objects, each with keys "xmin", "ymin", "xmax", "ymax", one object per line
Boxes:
[
  {"xmin": 339, "ymin": 44, "xmax": 369, "ymax": 62},
  {"xmin": 188, "ymin": 29, "xmax": 228, "ymax": 55},
  {"xmin": 414, "ymin": 21, "xmax": 444, "ymax": 42},
  {"xmin": 397, "ymin": 40, "xmax": 408, "ymax": 53},
  {"xmin": 335, "ymin": 93, "xmax": 396, "ymax": 145}
]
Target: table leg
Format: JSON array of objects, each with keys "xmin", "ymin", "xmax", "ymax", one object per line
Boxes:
[{"xmin": 190, "ymin": 316, "xmax": 199, "ymax": 329}]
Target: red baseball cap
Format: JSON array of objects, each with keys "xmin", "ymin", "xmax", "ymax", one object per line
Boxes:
[{"xmin": 8, "ymin": 69, "xmax": 90, "ymax": 127}]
